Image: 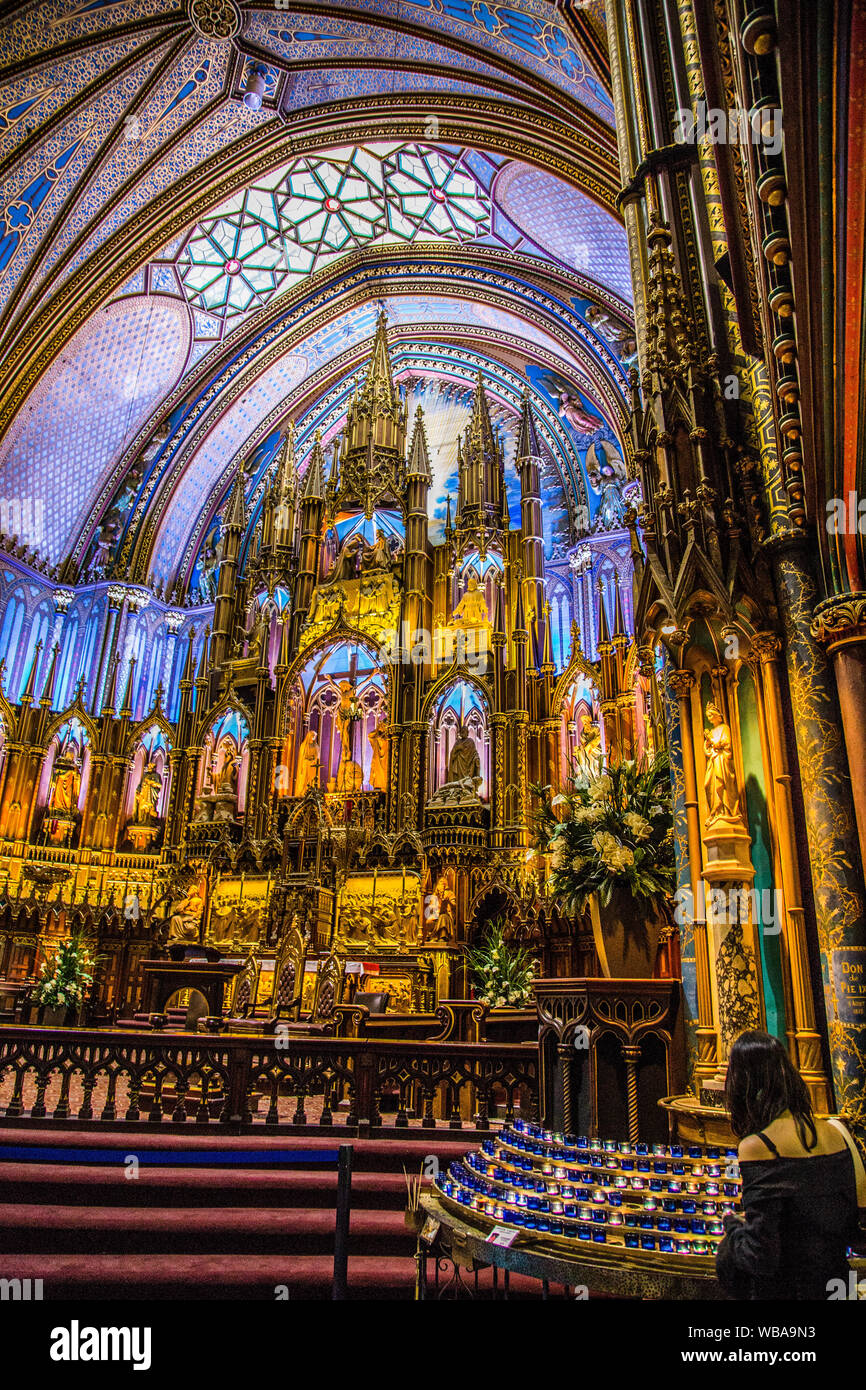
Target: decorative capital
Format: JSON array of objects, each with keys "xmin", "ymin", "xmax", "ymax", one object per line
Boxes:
[
  {"xmin": 667, "ymin": 669, "xmax": 696, "ymax": 699},
  {"xmin": 750, "ymin": 631, "xmax": 782, "ymax": 663},
  {"xmin": 164, "ymin": 611, "xmax": 185, "ymax": 634},
  {"xmin": 810, "ymin": 593, "xmax": 866, "ymax": 652},
  {"xmin": 53, "ymin": 587, "xmax": 75, "ymax": 613}
]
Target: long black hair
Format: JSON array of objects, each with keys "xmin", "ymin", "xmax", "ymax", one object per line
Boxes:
[{"xmin": 724, "ymin": 1030, "xmax": 818, "ymax": 1149}]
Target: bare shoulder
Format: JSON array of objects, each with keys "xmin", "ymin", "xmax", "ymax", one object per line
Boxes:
[{"xmin": 738, "ymin": 1133, "xmax": 772, "ymax": 1162}]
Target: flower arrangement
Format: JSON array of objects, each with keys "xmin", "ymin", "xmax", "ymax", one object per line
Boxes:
[
  {"xmin": 464, "ymin": 919, "xmax": 538, "ymax": 1008},
  {"xmin": 532, "ymin": 751, "xmax": 676, "ymax": 916},
  {"xmin": 32, "ymin": 932, "xmax": 97, "ymax": 1015}
]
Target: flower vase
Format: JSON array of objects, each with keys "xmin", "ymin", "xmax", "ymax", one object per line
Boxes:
[
  {"xmin": 589, "ymin": 887, "xmax": 663, "ymax": 979},
  {"xmin": 40, "ymin": 1004, "xmax": 71, "ymax": 1027}
]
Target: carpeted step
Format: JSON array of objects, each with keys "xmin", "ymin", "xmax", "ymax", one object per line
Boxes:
[
  {"xmin": 0, "ymin": 1251, "xmax": 547, "ymax": 1301},
  {"xmin": 0, "ymin": 1161, "xmax": 412, "ymax": 1209},
  {"xmin": 0, "ymin": 1203, "xmax": 413, "ymax": 1257},
  {"xmin": 0, "ymin": 1127, "xmax": 472, "ymax": 1171}
]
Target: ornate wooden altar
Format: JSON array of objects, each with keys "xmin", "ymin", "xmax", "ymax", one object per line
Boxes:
[{"xmin": 534, "ymin": 978, "xmax": 686, "ymax": 1143}]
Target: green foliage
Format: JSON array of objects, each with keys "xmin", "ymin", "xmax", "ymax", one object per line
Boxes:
[
  {"xmin": 531, "ymin": 751, "xmax": 676, "ymax": 916},
  {"xmin": 463, "ymin": 917, "xmax": 538, "ymax": 1008},
  {"xmin": 33, "ymin": 932, "xmax": 97, "ymax": 1012}
]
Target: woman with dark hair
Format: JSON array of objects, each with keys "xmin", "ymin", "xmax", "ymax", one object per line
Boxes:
[{"xmin": 717, "ymin": 1030, "xmax": 866, "ymax": 1300}]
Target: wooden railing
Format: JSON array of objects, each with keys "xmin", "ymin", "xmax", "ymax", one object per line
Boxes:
[{"xmin": 0, "ymin": 1025, "xmax": 539, "ymax": 1135}]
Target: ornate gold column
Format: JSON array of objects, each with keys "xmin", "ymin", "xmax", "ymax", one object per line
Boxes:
[
  {"xmin": 667, "ymin": 668, "xmax": 717, "ymax": 1081},
  {"xmin": 750, "ymin": 631, "xmax": 832, "ymax": 1109}
]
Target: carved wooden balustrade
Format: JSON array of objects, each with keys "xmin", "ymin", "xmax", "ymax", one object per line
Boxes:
[{"xmin": 0, "ymin": 1025, "xmax": 538, "ymax": 1135}]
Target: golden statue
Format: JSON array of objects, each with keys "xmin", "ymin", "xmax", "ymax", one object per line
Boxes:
[
  {"xmin": 295, "ymin": 730, "xmax": 320, "ymax": 796},
  {"xmin": 213, "ymin": 743, "xmax": 239, "ymax": 797},
  {"xmin": 703, "ymin": 702, "xmax": 743, "ymax": 828},
  {"xmin": 452, "ymin": 574, "xmax": 490, "ymax": 630},
  {"xmin": 48, "ymin": 745, "xmax": 81, "ymax": 817},
  {"xmin": 423, "ymin": 873, "xmax": 456, "ymax": 942},
  {"xmin": 133, "ymin": 762, "xmax": 163, "ymax": 825},
  {"xmin": 168, "ymin": 878, "xmax": 205, "ymax": 943},
  {"xmin": 576, "ymin": 713, "xmax": 602, "ymax": 779},
  {"xmin": 368, "ymin": 717, "xmax": 388, "ymax": 791}
]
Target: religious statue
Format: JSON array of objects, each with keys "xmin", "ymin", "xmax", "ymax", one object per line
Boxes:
[
  {"xmin": 576, "ymin": 713, "xmax": 602, "ymax": 779},
  {"xmin": 132, "ymin": 762, "xmax": 162, "ymax": 825},
  {"xmin": 213, "ymin": 743, "xmax": 239, "ymax": 798},
  {"xmin": 703, "ymin": 702, "xmax": 743, "ymax": 828},
  {"xmin": 368, "ymin": 717, "xmax": 389, "ymax": 791},
  {"xmin": 334, "ymin": 679, "xmax": 363, "ymax": 791},
  {"xmin": 295, "ymin": 730, "xmax": 320, "ymax": 797},
  {"xmin": 423, "ymin": 873, "xmax": 456, "ymax": 942},
  {"xmin": 48, "ymin": 743, "xmax": 81, "ymax": 817},
  {"xmin": 167, "ymin": 877, "xmax": 205, "ymax": 943},
  {"xmin": 452, "ymin": 574, "xmax": 491, "ymax": 630},
  {"xmin": 247, "ymin": 605, "xmax": 270, "ymax": 664},
  {"xmin": 331, "ymin": 534, "xmax": 362, "ymax": 583},
  {"xmin": 428, "ymin": 722, "xmax": 483, "ymax": 806},
  {"xmin": 448, "ymin": 723, "xmax": 481, "ymax": 786},
  {"xmin": 361, "ymin": 529, "xmax": 390, "ymax": 573}
]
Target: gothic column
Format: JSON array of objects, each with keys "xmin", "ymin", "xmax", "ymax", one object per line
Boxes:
[
  {"xmin": 667, "ymin": 668, "xmax": 717, "ymax": 1081},
  {"xmin": 750, "ymin": 631, "xmax": 832, "ymax": 1110},
  {"xmin": 775, "ymin": 545, "xmax": 866, "ymax": 1138},
  {"xmin": 811, "ymin": 595, "xmax": 866, "ymax": 874}
]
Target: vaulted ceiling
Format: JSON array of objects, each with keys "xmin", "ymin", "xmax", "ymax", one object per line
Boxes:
[{"xmin": 0, "ymin": 0, "xmax": 635, "ymax": 597}]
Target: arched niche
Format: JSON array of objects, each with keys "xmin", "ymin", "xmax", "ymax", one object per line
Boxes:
[
  {"xmin": 453, "ymin": 548, "xmax": 502, "ymax": 628},
  {"xmin": 38, "ymin": 716, "xmax": 91, "ymax": 846},
  {"xmin": 196, "ymin": 708, "xmax": 250, "ymax": 820},
  {"xmin": 285, "ymin": 640, "xmax": 388, "ymax": 795},
  {"xmin": 123, "ymin": 724, "xmax": 172, "ymax": 851},
  {"xmin": 428, "ymin": 679, "xmax": 489, "ymax": 800},
  {"xmin": 558, "ymin": 672, "xmax": 599, "ymax": 781}
]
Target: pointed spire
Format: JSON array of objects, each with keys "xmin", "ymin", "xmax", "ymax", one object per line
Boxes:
[
  {"xmin": 612, "ymin": 575, "xmax": 628, "ymax": 642},
  {"xmin": 470, "ymin": 370, "xmax": 497, "ymax": 457},
  {"xmin": 276, "ymin": 423, "xmax": 298, "ymax": 503},
  {"xmin": 180, "ymin": 626, "xmax": 196, "ymax": 686},
  {"xmin": 19, "ymin": 641, "xmax": 43, "ymax": 704},
  {"xmin": 101, "ymin": 654, "xmax": 121, "ymax": 716},
  {"xmin": 540, "ymin": 599, "xmax": 555, "ymax": 673},
  {"xmin": 513, "ymin": 572, "xmax": 526, "ymax": 633},
  {"xmin": 150, "ymin": 681, "xmax": 165, "ymax": 715},
  {"xmin": 119, "ymin": 656, "xmax": 136, "ymax": 718},
  {"xmin": 596, "ymin": 579, "xmax": 611, "ymax": 646},
  {"xmin": 225, "ymin": 464, "xmax": 247, "ymax": 533},
  {"xmin": 500, "ymin": 478, "xmax": 510, "ymax": 530},
  {"xmin": 407, "ymin": 405, "xmax": 432, "ymax": 482},
  {"xmin": 40, "ymin": 641, "xmax": 60, "ymax": 708},
  {"xmin": 195, "ymin": 628, "xmax": 210, "ymax": 683},
  {"xmin": 516, "ymin": 388, "xmax": 542, "ymax": 461},
  {"xmin": 277, "ymin": 616, "xmax": 291, "ymax": 669},
  {"xmin": 358, "ymin": 310, "xmax": 399, "ymax": 416},
  {"xmin": 301, "ymin": 432, "xmax": 326, "ymax": 502}
]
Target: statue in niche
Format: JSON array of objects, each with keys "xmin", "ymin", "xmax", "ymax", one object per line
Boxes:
[
  {"xmin": 452, "ymin": 575, "xmax": 491, "ymax": 631},
  {"xmin": 361, "ymin": 529, "xmax": 390, "ymax": 573},
  {"xmin": 247, "ymin": 605, "xmax": 270, "ymax": 664},
  {"xmin": 429, "ymin": 723, "xmax": 483, "ymax": 806},
  {"xmin": 295, "ymin": 730, "xmax": 320, "ymax": 797},
  {"xmin": 423, "ymin": 873, "xmax": 456, "ymax": 942},
  {"xmin": 48, "ymin": 741, "xmax": 81, "ymax": 818},
  {"xmin": 133, "ymin": 762, "xmax": 163, "ymax": 825},
  {"xmin": 703, "ymin": 703, "xmax": 743, "ymax": 829},
  {"xmin": 307, "ymin": 586, "xmax": 340, "ymax": 628},
  {"xmin": 213, "ymin": 744, "xmax": 239, "ymax": 799},
  {"xmin": 334, "ymin": 680, "xmax": 363, "ymax": 791},
  {"xmin": 331, "ymin": 535, "xmax": 362, "ymax": 583},
  {"xmin": 167, "ymin": 876, "xmax": 205, "ymax": 944},
  {"xmin": 368, "ymin": 717, "xmax": 389, "ymax": 791},
  {"xmin": 576, "ymin": 713, "xmax": 603, "ymax": 779}
]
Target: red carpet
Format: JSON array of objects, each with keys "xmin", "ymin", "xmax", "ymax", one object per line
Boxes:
[{"xmin": 0, "ymin": 1128, "xmax": 549, "ymax": 1299}]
